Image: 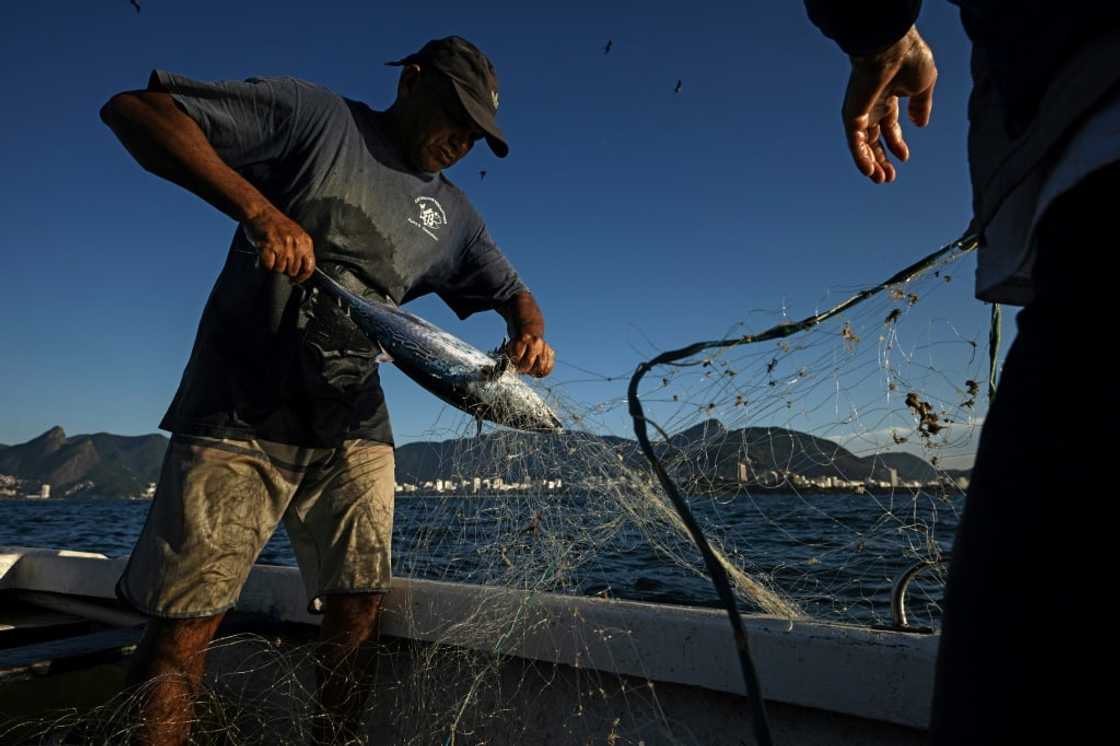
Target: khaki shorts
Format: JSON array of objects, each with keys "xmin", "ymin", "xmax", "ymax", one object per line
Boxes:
[{"xmin": 117, "ymin": 434, "xmax": 395, "ymax": 618}]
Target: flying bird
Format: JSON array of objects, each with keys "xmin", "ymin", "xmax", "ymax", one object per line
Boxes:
[
  {"xmin": 674, "ymin": 80, "xmax": 683, "ymax": 94},
  {"xmin": 130, "ymin": 0, "xmax": 141, "ymax": 13},
  {"xmin": 603, "ymin": 40, "xmax": 612, "ymax": 55}
]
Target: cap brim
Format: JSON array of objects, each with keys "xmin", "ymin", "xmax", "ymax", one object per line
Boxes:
[{"xmin": 451, "ymin": 80, "xmax": 509, "ymax": 158}]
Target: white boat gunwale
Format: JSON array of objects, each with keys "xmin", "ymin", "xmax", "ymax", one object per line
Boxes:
[{"xmin": 0, "ymin": 546, "xmax": 936, "ymax": 731}]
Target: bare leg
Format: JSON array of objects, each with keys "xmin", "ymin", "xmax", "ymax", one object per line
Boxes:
[
  {"xmin": 126, "ymin": 613, "xmax": 225, "ymax": 746},
  {"xmin": 314, "ymin": 593, "xmax": 383, "ymax": 745}
]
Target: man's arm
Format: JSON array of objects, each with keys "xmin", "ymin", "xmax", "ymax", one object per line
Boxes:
[
  {"xmin": 99, "ymin": 75, "xmax": 315, "ymax": 281},
  {"xmin": 805, "ymin": 2, "xmax": 937, "ymax": 184},
  {"xmin": 497, "ymin": 291, "xmax": 555, "ymax": 378}
]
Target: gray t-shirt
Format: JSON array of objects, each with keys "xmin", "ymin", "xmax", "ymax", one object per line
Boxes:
[{"xmin": 154, "ymin": 70, "xmax": 527, "ymax": 447}]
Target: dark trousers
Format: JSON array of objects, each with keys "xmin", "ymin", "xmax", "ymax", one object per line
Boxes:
[{"xmin": 928, "ymin": 165, "xmax": 1113, "ymax": 744}]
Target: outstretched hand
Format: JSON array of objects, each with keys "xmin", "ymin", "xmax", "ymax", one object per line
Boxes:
[{"xmin": 842, "ymin": 25, "xmax": 937, "ymax": 184}]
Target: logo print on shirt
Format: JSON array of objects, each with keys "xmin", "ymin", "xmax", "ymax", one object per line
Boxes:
[{"xmin": 408, "ymin": 196, "xmax": 447, "ymax": 241}]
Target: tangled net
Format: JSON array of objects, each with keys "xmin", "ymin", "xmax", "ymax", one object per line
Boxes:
[
  {"xmin": 2, "ymin": 235, "xmax": 993, "ymax": 744},
  {"xmin": 391, "ymin": 234, "xmax": 986, "ymax": 627}
]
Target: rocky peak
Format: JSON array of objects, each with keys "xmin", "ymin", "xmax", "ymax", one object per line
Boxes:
[{"xmin": 33, "ymin": 426, "xmax": 66, "ymax": 450}]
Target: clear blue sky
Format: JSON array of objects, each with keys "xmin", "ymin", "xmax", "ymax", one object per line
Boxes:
[{"xmin": 0, "ymin": 0, "xmax": 988, "ymax": 447}]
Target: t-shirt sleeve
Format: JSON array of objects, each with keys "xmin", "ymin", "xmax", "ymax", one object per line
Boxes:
[
  {"xmin": 437, "ymin": 225, "xmax": 529, "ymax": 320},
  {"xmin": 150, "ymin": 69, "xmax": 307, "ymax": 169},
  {"xmin": 804, "ymin": 1, "xmax": 921, "ymax": 57}
]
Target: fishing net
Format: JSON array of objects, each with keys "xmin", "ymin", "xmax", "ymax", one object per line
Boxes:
[
  {"xmin": 391, "ymin": 234, "xmax": 986, "ymax": 626},
  {"xmin": 1, "ymin": 235, "xmax": 994, "ymax": 744}
]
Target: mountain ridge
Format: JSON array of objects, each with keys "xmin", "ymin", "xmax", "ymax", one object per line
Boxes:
[{"xmin": 0, "ymin": 422, "xmax": 964, "ymax": 499}]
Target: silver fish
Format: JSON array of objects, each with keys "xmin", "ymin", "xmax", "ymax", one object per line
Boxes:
[{"xmin": 313, "ymin": 268, "xmax": 563, "ymax": 433}]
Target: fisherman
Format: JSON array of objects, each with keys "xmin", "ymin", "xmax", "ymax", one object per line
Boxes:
[
  {"xmin": 804, "ymin": 1, "xmax": 1117, "ymax": 742},
  {"xmin": 100, "ymin": 36, "xmax": 555, "ymax": 745}
]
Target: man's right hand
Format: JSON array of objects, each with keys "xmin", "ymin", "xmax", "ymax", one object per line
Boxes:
[
  {"xmin": 243, "ymin": 208, "xmax": 316, "ymax": 283},
  {"xmin": 841, "ymin": 25, "xmax": 937, "ymax": 184}
]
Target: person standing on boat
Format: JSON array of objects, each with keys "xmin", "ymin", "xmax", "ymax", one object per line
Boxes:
[
  {"xmin": 100, "ymin": 36, "xmax": 555, "ymax": 745},
  {"xmin": 805, "ymin": 1, "xmax": 1118, "ymax": 742}
]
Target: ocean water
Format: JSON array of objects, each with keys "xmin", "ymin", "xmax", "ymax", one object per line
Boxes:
[{"xmin": 0, "ymin": 492, "xmax": 959, "ymax": 627}]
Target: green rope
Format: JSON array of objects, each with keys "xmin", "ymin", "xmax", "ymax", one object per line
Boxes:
[{"xmin": 627, "ymin": 230, "xmax": 979, "ymax": 746}]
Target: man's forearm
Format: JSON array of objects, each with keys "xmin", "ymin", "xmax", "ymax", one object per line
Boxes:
[
  {"xmin": 499, "ymin": 291, "xmax": 544, "ymax": 339},
  {"xmin": 99, "ymin": 90, "xmax": 272, "ymax": 224}
]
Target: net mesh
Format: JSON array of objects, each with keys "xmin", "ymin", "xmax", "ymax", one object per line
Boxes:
[
  {"xmin": 391, "ymin": 235, "xmax": 983, "ymax": 628},
  {"xmin": 2, "ymin": 237, "xmax": 992, "ymax": 744}
]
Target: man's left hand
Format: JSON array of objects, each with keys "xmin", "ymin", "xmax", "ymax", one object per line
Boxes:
[
  {"xmin": 504, "ymin": 334, "xmax": 555, "ymax": 378},
  {"xmin": 497, "ymin": 291, "xmax": 554, "ymax": 377}
]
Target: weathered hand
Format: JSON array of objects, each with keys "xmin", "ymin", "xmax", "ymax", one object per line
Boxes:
[
  {"xmin": 242, "ymin": 207, "xmax": 316, "ymax": 283},
  {"xmin": 842, "ymin": 25, "xmax": 937, "ymax": 184},
  {"xmin": 504, "ymin": 334, "xmax": 555, "ymax": 378}
]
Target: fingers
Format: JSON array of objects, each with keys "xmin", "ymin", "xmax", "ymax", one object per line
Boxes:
[
  {"xmin": 908, "ymin": 77, "xmax": 935, "ymax": 127},
  {"xmin": 869, "ymin": 136, "xmax": 896, "ymax": 184},
  {"xmin": 516, "ymin": 341, "xmax": 540, "ymax": 375},
  {"xmin": 842, "ymin": 67, "xmax": 892, "ymax": 180},
  {"xmin": 295, "ymin": 249, "xmax": 316, "ymax": 284},
  {"xmin": 524, "ymin": 343, "xmax": 554, "ymax": 378},
  {"xmin": 535, "ymin": 344, "xmax": 556, "ymax": 377},
  {"xmin": 260, "ymin": 246, "xmax": 276, "ymax": 272},
  {"xmin": 284, "ymin": 233, "xmax": 315, "ymax": 283},
  {"xmin": 844, "ymin": 126, "xmax": 877, "ymax": 180},
  {"xmin": 847, "ymin": 116, "xmax": 907, "ymax": 184},
  {"xmin": 881, "ymin": 99, "xmax": 909, "ymax": 162}
]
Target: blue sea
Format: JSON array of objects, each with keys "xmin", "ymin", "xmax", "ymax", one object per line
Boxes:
[{"xmin": 0, "ymin": 492, "xmax": 960, "ymax": 628}]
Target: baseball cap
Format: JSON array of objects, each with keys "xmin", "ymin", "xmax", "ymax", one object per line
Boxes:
[{"xmin": 387, "ymin": 36, "xmax": 509, "ymax": 158}]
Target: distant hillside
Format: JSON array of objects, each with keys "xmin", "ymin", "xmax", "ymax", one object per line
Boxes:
[
  {"xmin": 643, "ymin": 418, "xmax": 952, "ymax": 486},
  {"xmin": 394, "ymin": 418, "xmax": 952, "ymax": 487},
  {"xmin": 0, "ymin": 427, "xmax": 168, "ymax": 498},
  {"xmin": 1, "ymin": 420, "xmax": 958, "ymax": 499}
]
